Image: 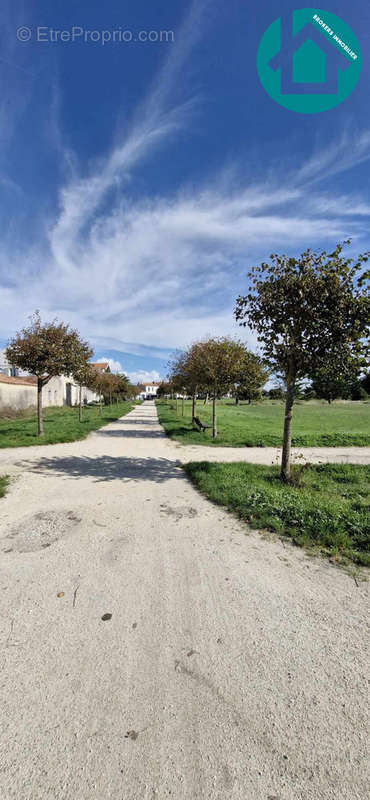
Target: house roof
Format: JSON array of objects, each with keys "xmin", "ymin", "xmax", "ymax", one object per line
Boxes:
[
  {"xmin": 0, "ymin": 374, "xmax": 37, "ymax": 386},
  {"xmin": 91, "ymin": 362, "xmax": 109, "ymax": 371},
  {"xmin": 143, "ymin": 381, "xmax": 161, "ymax": 387}
]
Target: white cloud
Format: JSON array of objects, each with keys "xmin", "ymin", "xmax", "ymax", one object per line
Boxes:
[
  {"xmin": 125, "ymin": 370, "xmax": 161, "ymax": 385},
  {"xmin": 0, "ymin": 0, "xmax": 370, "ymax": 359},
  {"xmin": 295, "ymin": 127, "xmax": 370, "ymax": 186},
  {"xmin": 99, "ymin": 357, "xmax": 124, "ymax": 374},
  {"xmin": 0, "ymin": 160, "xmax": 368, "ymax": 353}
]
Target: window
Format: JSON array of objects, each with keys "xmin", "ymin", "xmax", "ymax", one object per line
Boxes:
[
  {"xmin": 54, "ymin": 391, "xmax": 57, "ymax": 404},
  {"xmin": 48, "ymin": 390, "xmax": 52, "ymax": 403}
]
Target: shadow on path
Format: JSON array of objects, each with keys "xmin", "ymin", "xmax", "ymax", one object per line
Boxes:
[
  {"xmin": 107, "ymin": 418, "xmax": 159, "ymax": 427},
  {"xmin": 96, "ymin": 429, "xmax": 166, "ymax": 439},
  {"xmin": 16, "ymin": 455, "xmax": 183, "ymax": 483}
]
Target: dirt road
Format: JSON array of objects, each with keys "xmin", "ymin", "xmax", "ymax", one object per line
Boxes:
[{"xmin": 0, "ymin": 402, "xmax": 369, "ymax": 799}]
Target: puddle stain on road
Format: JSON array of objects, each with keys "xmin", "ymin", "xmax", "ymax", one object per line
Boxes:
[{"xmin": 3, "ymin": 510, "xmax": 81, "ymax": 553}]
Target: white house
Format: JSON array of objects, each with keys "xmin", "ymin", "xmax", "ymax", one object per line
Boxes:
[
  {"xmin": 137, "ymin": 381, "xmax": 161, "ymax": 400},
  {"xmin": 0, "ymin": 349, "xmax": 17, "ymax": 377}
]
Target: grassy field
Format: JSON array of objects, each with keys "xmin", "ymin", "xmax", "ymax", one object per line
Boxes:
[
  {"xmin": 157, "ymin": 399, "xmax": 370, "ymax": 447},
  {"xmin": 0, "ymin": 402, "xmax": 134, "ymax": 448},
  {"xmin": 0, "ymin": 475, "xmax": 9, "ymax": 497},
  {"xmin": 184, "ymin": 461, "xmax": 370, "ymax": 566}
]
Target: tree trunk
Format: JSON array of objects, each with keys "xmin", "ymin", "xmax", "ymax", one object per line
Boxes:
[
  {"xmin": 212, "ymin": 386, "xmax": 217, "ymax": 438},
  {"xmin": 79, "ymin": 384, "xmax": 83, "ymax": 422},
  {"xmin": 248, "ymin": 397, "xmax": 251, "ymax": 405},
  {"xmin": 99, "ymin": 394, "xmax": 102, "ymax": 416},
  {"xmin": 281, "ymin": 375, "xmax": 296, "ymax": 482},
  {"xmin": 204, "ymin": 393, "xmax": 209, "ymax": 405},
  {"xmin": 182, "ymin": 393, "xmax": 185, "ymax": 416},
  {"xmin": 37, "ymin": 378, "xmax": 44, "ymax": 436},
  {"xmin": 192, "ymin": 391, "xmax": 197, "ymax": 422},
  {"xmin": 235, "ymin": 396, "xmax": 239, "ymax": 405},
  {"xmin": 176, "ymin": 396, "xmax": 178, "ymax": 413}
]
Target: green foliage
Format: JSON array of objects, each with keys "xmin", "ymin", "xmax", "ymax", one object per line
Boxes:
[
  {"xmin": 350, "ymin": 382, "xmax": 368, "ymax": 401},
  {"xmin": 233, "ymin": 351, "xmax": 269, "ymax": 403},
  {"xmin": 156, "ymin": 381, "xmax": 172, "ymax": 398},
  {"xmin": 6, "ymin": 311, "xmax": 92, "ymax": 380},
  {"xmin": 311, "ymin": 361, "xmax": 361, "ymax": 403},
  {"xmin": 0, "ymin": 402, "xmax": 133, "ymax": 448},
  {"xmin": 0, "ymin": 475, "xmax": 9, "ymax": 498},
  {"xmin": 235, "ymin": 242, "xmax": 369, "ymax": 380},
  {"xmin": 156, "ymin": 398, "xmax": 370, "ymax": 447},
  {"xmin": 184, "ymin": 461, "xmax": 370, "ymax": 566},
  {"xmin": 167, "ymin": 338, "xmax": 264, "ymax": 437},
  {"xmin": 361, "ymin": 373, "xmax": 370, "ymax": 395},
  {"xmin": 168, "ymin": 338, "xmax": 249, "ymax": 396},
  {"xmin": 268, "ymin": 386, "xmax": 285, "ymax": 400},
  {"xmin": 235, "ymin": 242, "xmax": 370, "ymax": 478},
  {"xmin": 6, "ymin": 311, "xmax": 93, "ymax": 436}
]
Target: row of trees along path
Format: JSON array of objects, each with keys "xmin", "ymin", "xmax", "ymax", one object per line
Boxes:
[
  {"xmin": 166, "ymin": 241, "xmax": 369, "ymax": 483},
  {"xmin": 166, "ymin": 340, "xmax": 268, "ymax": 439},
  {"xmin": 5, "ymin": 312, "xmax": 136, "ymax": 435}
]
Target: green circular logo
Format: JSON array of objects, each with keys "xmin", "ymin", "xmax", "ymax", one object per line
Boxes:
[{"xmin": 257, "ymin": 9, "xmax": 362, "ymax": 113}]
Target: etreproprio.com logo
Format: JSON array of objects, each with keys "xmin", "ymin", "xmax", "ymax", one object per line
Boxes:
[{"xmin": 257, "ymin": 8, "xmax": 362, "ymax": 113}]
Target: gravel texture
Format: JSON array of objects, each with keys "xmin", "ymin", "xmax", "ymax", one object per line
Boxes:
[{"xmin": 0, "ymin": 402, "xmax": 369, "ymax": 800}]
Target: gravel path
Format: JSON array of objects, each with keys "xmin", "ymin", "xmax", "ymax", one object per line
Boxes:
[{"xmin": 0, "ymin": 402, "xmax": 369, "ymax": 800}]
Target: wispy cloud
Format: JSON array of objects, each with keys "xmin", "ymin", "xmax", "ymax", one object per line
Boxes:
[
  {"xmin": 1, "ymin": 140, "xmax": 370, "ymax": 352},
  {"xmin": 295, "ymin": 127, "xmax": 370, "ymax": 186},
  {"xmin": 1, "ymin": 1, "xmax": 370, "ymax": 362}
]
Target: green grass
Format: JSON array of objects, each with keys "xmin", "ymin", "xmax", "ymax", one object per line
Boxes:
[
  {"xmin": 184, "ymin": 461, "xmax": 370, "ymax": 566},
  {"xmin": 157, "ymin": 399, "xmax": 370, "ymax": 447},
  {"xmin": 0, "ymin": 475, "xmax": 9, "ymax": 497},
  {"xmin": 0, "ymin": 402, "xmax": 134, "ymax": 448}
]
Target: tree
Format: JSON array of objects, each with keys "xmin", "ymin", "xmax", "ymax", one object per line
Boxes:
[
  {"xmin": 115, "ymin": 374, "xmax": 136, "ymax": 401},
  {"xmin": 235, "ymin": 242, "xmax": 369, "ymax": 481},
  {"xmin": 361, "ymin": 372, "xmax": 370, "ymax": 395},
  {"xmin": 268, "ymin": 386, "xmax": 285, "ymax": 400},
  {"xmin": 193, "ymin": 338, "xmax": 247, "ymax": 437},
  {"xmin": 173, "ymin": 342, "xmax": 208, "ymax": 422},
  {"xmin": 311, "ymin": 356, "xmax": 360, "ymax": 403},
  {"xmin": 156, "ymin": 381, "xmax": 171, "ymax": 398},
  {"xmin": 72, "ymin": 362, "xmax": 96, "ymax": 422},
  {"xmin": 6, "ymin": 312, "xmax": 92, "ymax": 435},
  {"xmin": 167, "ymin": 351, "xmax": 188, "ymax": 416},
  {"xmin": 89, "ymin": 370, "xmax": 109, "ymax": 414},
  {"xmin": 233, "ymin": 351, "xmax": 269, "ymax": 404}
]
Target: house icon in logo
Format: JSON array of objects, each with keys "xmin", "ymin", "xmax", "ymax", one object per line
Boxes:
[{"xmin": 268, "ymin": 15, "xmax": 351, "ymax": 94}]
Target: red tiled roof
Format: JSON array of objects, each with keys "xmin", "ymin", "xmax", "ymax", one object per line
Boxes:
[
  {"xmin": 91, "ymin": 362, "xmax": 109, "ymax": 371},
  {"xmin": 0, "ymin": 374, "xmax": 37, "ymax": 386}
]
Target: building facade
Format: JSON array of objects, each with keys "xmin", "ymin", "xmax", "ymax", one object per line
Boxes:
[
  {"xmin": 137, "ymin": 382, "xmax": 161, "ymax": 400},
  {"xmin": 0, "ymin": 362, "xmax": 109, "ymax": 412},
  {"xmin": 0, "ymin": 349, "xmax": 17, "ymax": 377}
]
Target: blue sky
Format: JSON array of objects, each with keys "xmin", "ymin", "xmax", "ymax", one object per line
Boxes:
[{"xmin": 1, "ymin": 0, "xmax": 369, "ymax": 382}]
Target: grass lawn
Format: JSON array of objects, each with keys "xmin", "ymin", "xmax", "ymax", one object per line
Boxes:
[
  {"xmin": 157, "ymin": 399, "xmax": 370, "ymax": 447},
  {"xmin": 0, "ymin": 402, "xmax": 134, "ymax": 448},
  {"xmin": 184, "ymin": 461, "xmax": 370, "ymax": 566},
  {"xmin": 0, "ymin": 475, "xmax": 9, "ymax": 497}
]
